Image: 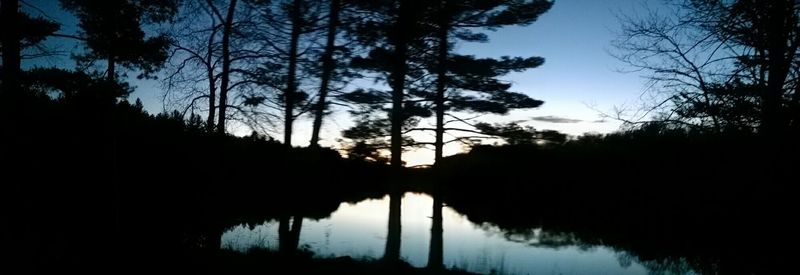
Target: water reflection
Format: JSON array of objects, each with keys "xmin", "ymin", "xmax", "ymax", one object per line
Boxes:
[{"xmin": 222, "ymin": 193, "xmax": 657, "ymax": 274}]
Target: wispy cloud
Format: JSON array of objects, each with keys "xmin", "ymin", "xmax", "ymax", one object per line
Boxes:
[{"xmin": 530, "ymin": 116, "xmax": 583, "ymax": 124}]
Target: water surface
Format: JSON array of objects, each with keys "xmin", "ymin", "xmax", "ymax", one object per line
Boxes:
[{"xmin": 222, "ymin": 193, "xmax": 657, "ymax": 274}]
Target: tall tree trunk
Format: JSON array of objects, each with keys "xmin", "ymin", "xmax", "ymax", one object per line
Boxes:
[
  {"xmin": 384, "ymin": 0, "xmax": 411, "ymax": 263},
  {"xmin": 216, "ymin": 0, "xmax": 238, "ymax": 134},
  {"xmin": 428, "ymin": 1, "xmax": 448, "ymax": 269},
  {"xmin": 1, "ymin": 0, "xmax": 20, "ymax": 98},
  {"xmin": 0, "ymin": 0, "xmax": 21, "ymax": 266},
  {"xmin": 206, "ymin": 70, "xmax": 217, "ymax": 132},
  {"xmin": 284, "ymin": 0, "xmax": 303, "ymax": 147},
  {"xmin": 762, "ymin": 0, "xmax": 792, "ymax": 138},
  {"xmin": 206, "ymin": 20, "xmax": 218, "ymax": 133},
  {"xmin": 309, "ymin": 0, "xmax": 341, "ymax": 147},
  {"xmin": 433, "ymin": 2, "xmax": 448, "ymax": 166},
  {"xmin": 389, "ymin": 0, "xmax": 410, "ymax": 171}
]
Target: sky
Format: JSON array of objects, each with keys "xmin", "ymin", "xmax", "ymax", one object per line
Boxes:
[{"xmin": 21, "ymin": 0, "xmax": 657, "ymax": 166}]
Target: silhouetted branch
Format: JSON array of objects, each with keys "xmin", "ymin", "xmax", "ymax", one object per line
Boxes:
[{"xmin": 50, "ymin": 33, "xmax": 86, "ymax": 41}]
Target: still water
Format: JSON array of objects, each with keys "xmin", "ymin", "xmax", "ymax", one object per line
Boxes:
[{"xmin": 222, "ymin": 193, "xmax": 655, "ymax": 275}]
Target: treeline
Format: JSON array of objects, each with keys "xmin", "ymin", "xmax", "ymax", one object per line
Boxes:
[{"xmin": 438, "ymin": 126, "xmax": 796, "ymax": 274}]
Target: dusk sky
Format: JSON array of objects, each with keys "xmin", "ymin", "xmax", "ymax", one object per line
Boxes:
[{"xmin": 23, "ymin": 0, "xmax": 659, "ymax": 165}]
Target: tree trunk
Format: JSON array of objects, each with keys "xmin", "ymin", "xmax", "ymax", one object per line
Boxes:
[
  {"xmin": 389, "ymin": 0, "xmax": 410, "ymax": 171},
  {"xmin": 384, "ymin": 191, "xmax": 402, "ymax": 261},
  {"xmin": 428, "ymin": 1, "xmax": 448, "ymax": 269},
  {"xmin": 433, "ymin": 1, "xmax": 448, "ymax": 166},
  {"xmin": 384, "ymin": 0, "xmax": 412, "ymax": 263},
  {"xmin": 0, "ymin": 0, "xmax": 21, "ymax": 265},
  {"xmin": 284, "ymin": 0, "xmax": 303, "ymax": 147},
  {"xmin": 279, "ymin": 215, "xmax": 303, "ymax": 254},
  {"xmin": 1, "ymin": 0, "xmax": 21, "ymax": 98},
  {"xmin": 762, "ymin": 0, "xmax": 792, "ymax": 138},
  {"xmin": 309, "ymin": 0, "xmax": 341, "ymax": 147},
  {"xmin": 206, "ymin": 22, "xmax": 218, "ymax": 133},
  {"xmin": 428, "ymin": 192, "xmax": 444, "ymax": 269},
  {"xmin": 107, "ymin": 56, "xmax": 116, "ymax": 82},
  {"xmin": 289, "ymin": 215, "xmax": 303, "ymax": 251},
  {"xmin": 216, "ymin": 0, "xmax": 238, "ymax": 134},
  {"xmin": 278, "ymin": 215, "xmax": 290, "ymax": 253}
]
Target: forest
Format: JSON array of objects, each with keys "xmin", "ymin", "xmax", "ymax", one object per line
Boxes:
[{"xmin": 1, "ymin": 0, "xmax": 797, "ymax": 274}]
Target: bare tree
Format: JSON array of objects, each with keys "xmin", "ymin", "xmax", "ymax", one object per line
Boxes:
[
  {"xmin": 612, "ymin": 0, "xmax": 800, "ymax": 135},
  {"xmin": 164, "ymin": 0, "xmax": 276, "ymax": 134}
]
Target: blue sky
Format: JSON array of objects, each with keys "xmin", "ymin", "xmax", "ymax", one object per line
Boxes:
[
  {"xmin": 456, "ymin": 0, "xmax": 655, "ymax": 136},
  {"xmin": 22, "ymin": 0, "xmax": 656, "ymax": 165}
]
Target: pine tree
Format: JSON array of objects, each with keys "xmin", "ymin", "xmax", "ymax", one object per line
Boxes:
[{"xmin": 60, "ymin": 0, "xmax": 178, "ymax": 82}]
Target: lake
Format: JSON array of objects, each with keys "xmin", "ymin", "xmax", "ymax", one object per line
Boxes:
[{"xmin": 221, "ymin": 192, "xmax": 696, "ymax": 274}]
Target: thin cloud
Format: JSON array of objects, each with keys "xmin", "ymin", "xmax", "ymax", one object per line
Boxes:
[{"xmin": 531, "ymin": 116, "xmax": 583, "ymax": 124}]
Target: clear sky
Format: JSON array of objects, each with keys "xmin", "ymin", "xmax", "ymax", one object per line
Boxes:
[
  {"xmin": 22, "ymin": 0, "xmax": 655, "ymax": 165},
  {"xmin": 456, "ymin": 0, "xmax": 654, "ymax": 135}
]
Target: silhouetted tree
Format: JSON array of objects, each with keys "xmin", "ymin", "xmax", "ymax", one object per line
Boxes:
[
  {"xmin": 425, "ymin": 0, "xmax": 551, "ymax": 164},
  {"xmin": 239, "ymin": 0, "xmax": 335, "ymax": 143},
  {"xmin": 346, "ymin": 0, "xmax": 432, "ymax": 170},
  {"xmin": 213, "ymin": 0, "xmax": 238, "ymax": 133},
  {"xmin": 423, "ymin": 2, "xmax": 551, "ymax": 267},
  {"xmin": 164, "ymin": 0, "xmax": 225, "ymax": 133},
  {"xmin": 613, "ymin": 0, "xmax": 800, "ymax": 138},
  {"xmin": 309, "ymin": 0, "xmax": 342, "ymax": 147},
  {"xmin": 1, "ymin": 1, "xmax": 60, "ymax": 96},
  {"xmin": 60, "ymin": 0, "xmax": 177, "ymax": 82},
  {"xmin": 280, "ymin": 0, "xmax": 315, "ymax": 146},
  {"xmin": 343, "ymin": 1, "xmax": 433, "ymax": 261},
  {"xmin": 1, "ymin": 0, "xmax": 22, "ymax": 98},
  {"xmin": 165, "ymin": 0, "xmax": 282, "ymax": 134}
]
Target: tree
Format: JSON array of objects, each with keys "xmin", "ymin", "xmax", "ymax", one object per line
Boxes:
[
  {"xmin": 346, "ymin": 0, "xmax": 432, "ymax": 170},
  {"xmin": 238, "ymin": 0, "xmax": 333, "ymax": 144},
  {"xmin": 214, "ymin": 0, "xmax": 238, "ymax": 134},
  {"xmin": 164, "ymin": 0, "xmax": 224, "ymax": 132},
  {"xmin": 343, "ymin": 0, "xmax": 434, "ymax": 262},
  {"xmin": 1, "ymin": 0, "xmax": 22, "ymax": 98},
  {"xmin": 309, "ymin": 0, "xmax": 342, "ymax": 147},
  {"xmin": 422, "ymin": 2, "xmax": 552, "ymax": 268},
  {"xmin": 165, "ymin": 0, "xmax": 280, "ymax": 134},
  {"xmin": 613, "ymin": 0, "xmax": 800, "ymax": 138},
  {"xmin": 2, "ymin": 0, "xmax": 58, "ymax": 137},
  {"xmin": 426, "ymin": 0, "xmax": 551, "ymax": 164},
  {"xmin": 260, "ymin": 0, "xmax": 325, "ymax": 146},
  {"xmin": 60, "ymin": 0, "xmax": 178, "ymax": 82}
]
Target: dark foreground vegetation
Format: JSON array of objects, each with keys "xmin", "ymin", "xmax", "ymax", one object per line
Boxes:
[{"xmin": 2, "ymin": 91, "xmax": 796, "ymax": 274}]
